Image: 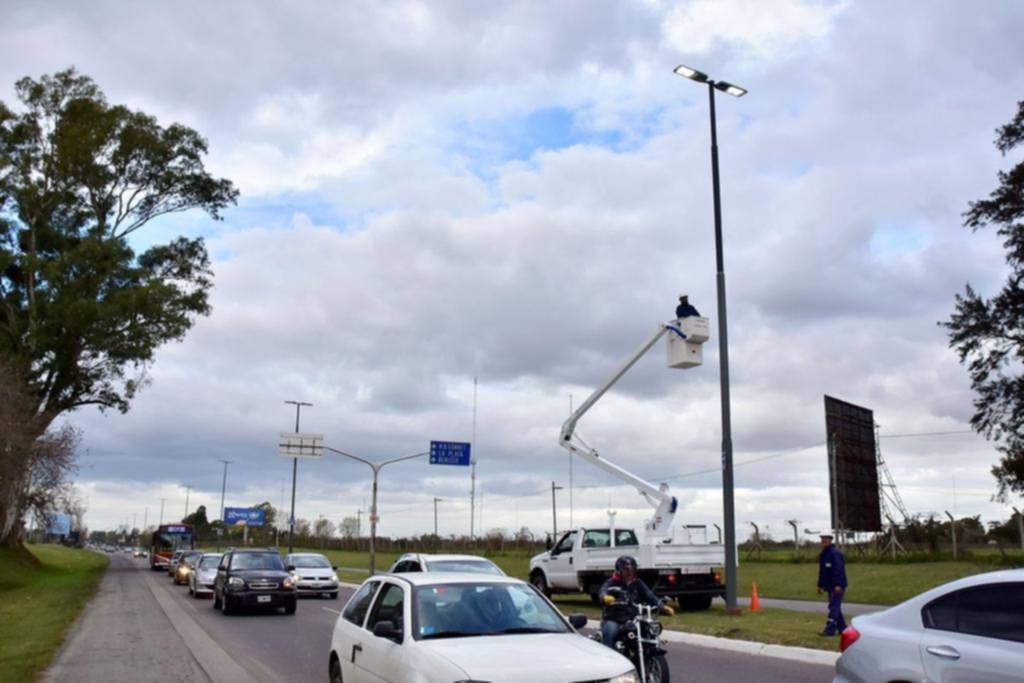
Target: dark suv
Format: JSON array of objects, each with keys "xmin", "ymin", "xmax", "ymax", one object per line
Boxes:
[{"xmin": 213, "ymin": 549, "xmax": 297, "ymax": 615}]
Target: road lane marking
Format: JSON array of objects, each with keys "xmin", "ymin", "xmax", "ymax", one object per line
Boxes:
[{"xmin": 322, "ymin": 607, "xmax": 341, "ymax": 614}]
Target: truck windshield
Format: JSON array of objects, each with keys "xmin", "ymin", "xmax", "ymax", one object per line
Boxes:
[{"xmin": 414, "ymin": 583, "xmax": 570, "ymax": 640}]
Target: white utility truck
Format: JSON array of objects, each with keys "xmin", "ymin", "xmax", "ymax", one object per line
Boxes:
[{"xmin": 529, "ymin": 316, "xmax": 727, "ymax": 610}]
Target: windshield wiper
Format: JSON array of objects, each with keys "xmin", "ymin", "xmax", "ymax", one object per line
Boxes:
[
  {"xmin": 420, "ymin": 630, "xmax": 487, "ymax": 640},
  {"xmin": 490, "ymin": 627, "xmax": 562, "ymax": 635}
]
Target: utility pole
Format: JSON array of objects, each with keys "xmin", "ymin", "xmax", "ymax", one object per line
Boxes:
[
  {"xmin": 470, "ymin": 376, "xmax": 477, "ymax": 540},
  {"xmin": 945, "ymin": 511, "xmax": 958, "ymax": 560},
  {"xmin": 183, "ymin": 484, "xmax": 192, "ymax": 521},
  {"xmin": 284, "ymin": 400, "xmax": 313, "ymax": 554},
  {"xmin": 143, "ymin": 506, "xmax": 148, "ymax": 533},
  {"xmin": 434, "ymin": 497, "xmax": 443, "ymax": 536},
  {"xmin": 551, "ymin": 482, "xmax": 564, "ymax": 539},
  {"xmin": 568, "ymin": 394, "xmax": 574, "ymax": 529},
  {"xmin": 159, "ymin": 498, "xmax": 166, "ymax": 525},
  {"xmin": 1014, "ymin": 507, "xmax": 1024, "ymax": 552},
  {"xmin": 356, "ymin": 508, "xmax": 363, "ymax": 539},
  {"xmin": 217, "ymin": 459, "xmax": 232, "ymax": 527},
  {"xmin": 787, "ymin": 519, "xmax": 800, "ymax": 556}
]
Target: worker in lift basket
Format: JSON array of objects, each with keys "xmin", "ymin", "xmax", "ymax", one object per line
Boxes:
[
  {"xmin": 817, "ymin": 533, "xmax": 848, "ymax": 636},
  {"xmin": 675, "ymin": 294, "xmax": 700, "ymax": 319},
  {"xmin": 598, "ymin": 556, "xmax": 673, "ymax": 648}
]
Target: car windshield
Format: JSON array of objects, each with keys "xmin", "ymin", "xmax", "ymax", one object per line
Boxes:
[
  {"xmin": 231, "ymin": 553, "xmax": 285, "ymax": 571},
  {"xmin": 199, "ymin": 555, "xmax": 222, "ymax": 568},
  {"xmin": 425, "ymin": 560, "xmax": 502, "ymax": 575},
  {"xmin": 291, "ymin": 556, "xmax": 331, "ymax": 568},
  {"xmin": 414, "ymin": 582, "xmax": 570, "ymax": 640}
]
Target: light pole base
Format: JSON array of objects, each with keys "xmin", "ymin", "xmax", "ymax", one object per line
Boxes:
[{"xmin": 725, "ymin": 607, "xmax": 743, "ymax": 616}]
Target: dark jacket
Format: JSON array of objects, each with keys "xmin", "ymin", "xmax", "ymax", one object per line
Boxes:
[
  {"xmin": 675, "ymin": 303, "xmax": 700, "ymax": 318},
  {"xmin": 599, "ymin": 572, "xmax": 661, "ymax": 622},
  {"xmin": 817, "ymin": 544, "xmax": 848, "ymax": 590}
]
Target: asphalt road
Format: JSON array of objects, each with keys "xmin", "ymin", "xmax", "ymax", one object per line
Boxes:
[{"xmin": 49, "ymin": 553, "xmax": 836, "ymax": 682}]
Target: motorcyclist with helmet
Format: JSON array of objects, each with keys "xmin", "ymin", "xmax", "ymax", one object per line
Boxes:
[{"xmin": 598, "ymin": 555, "xmax": 675, "ymax": 648}]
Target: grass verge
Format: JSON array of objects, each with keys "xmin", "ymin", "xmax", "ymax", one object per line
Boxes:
[{"xmin": 0, "ymin": 544, "xmax": 108, "ymax": 682}]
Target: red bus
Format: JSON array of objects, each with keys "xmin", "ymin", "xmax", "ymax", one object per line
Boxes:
[{"xmin": 149, "ymin": 524, "xmax": 195, "ymax": 570}]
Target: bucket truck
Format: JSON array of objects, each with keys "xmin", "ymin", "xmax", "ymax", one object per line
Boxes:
[{"xmin": 528, "ymin": 316, "xmax": 727, "ymax": 610}]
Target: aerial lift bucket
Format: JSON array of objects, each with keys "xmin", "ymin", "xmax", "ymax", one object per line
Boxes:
[{"xmin": 667, "ymin": 316, "xmax": 710, "ymax": 369}]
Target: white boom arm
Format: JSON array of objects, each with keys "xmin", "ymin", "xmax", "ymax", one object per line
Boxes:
[{"xmin": 560, "ymin": 320, "xmax": 695, "ymax": 537}]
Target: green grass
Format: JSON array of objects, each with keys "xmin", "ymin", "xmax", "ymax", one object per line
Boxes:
[
  {"xmin": 737, "ymin": 560, "xmax": 998, "ymax": 606},
  {"xmin": 0, "ymin": 544, "xmax": 108, "ymax": 682}
]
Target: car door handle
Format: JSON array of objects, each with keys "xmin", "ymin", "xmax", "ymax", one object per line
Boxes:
[
  {"xmin": 351, "ymin": 643, "xmax": 362, "ymax": 662},
  {"xmin": 569, "ymin": 557, "xmax": 573, "ymax": 565},
  {"xmin": 926, "ymin": 645, "xmax": 961, "ymax": 661}
]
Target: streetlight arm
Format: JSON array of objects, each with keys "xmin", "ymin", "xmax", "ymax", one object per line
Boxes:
[
  {"xmin": 379, "ymin": 451, "xmax": 429, "ymax": 468},
  {"xmin": 322, "ymin": 445, "xmax": 376, "ymax": 470}
]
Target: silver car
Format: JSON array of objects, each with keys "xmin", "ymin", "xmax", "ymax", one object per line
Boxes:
[
  {"xmin": 189, "ymin": 552, "xmax": 223, "ymax": 598},
  {"xmin": 834, "ymin": 568, "xmax": 1024, "ymax": 683},
  {"xmin": 388, "ymin": 553, "xmax": 505, "ymax": 576},
  {"xmin": 284, "ymin": 553, "xmax": 340, "ymax": 599}
]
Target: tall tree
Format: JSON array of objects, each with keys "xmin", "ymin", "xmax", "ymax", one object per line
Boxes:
[
  {"xmin": 945, "ymin": 100, "xmax": 1024, "ymax": 500},
  {"xmin": 0, "ymin": 68, "xmax": 237, "ymax": 545}
]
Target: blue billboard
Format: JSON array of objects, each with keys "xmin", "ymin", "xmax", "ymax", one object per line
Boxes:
[
  {"xmin": 45, "ymin": 513, "xmax": 72, "ymax": 536},
  {"xmin": 224, "ymin": 507, "xmax": 266, "ymax": 526},
  {"xmin": 429, "ymin": 441, "xmax": 472, "ymax": 466}
]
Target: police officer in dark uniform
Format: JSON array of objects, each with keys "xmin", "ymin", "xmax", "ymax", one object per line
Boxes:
[
  {"xmin": 675, "ymin": 294, "xmax": 700, "ymax": 319},
  {"xmin": 817, "ymin": 533, "xmax": 848, "ymax": 636},
  {"xmin": 598, "ymin": 556, "xmax": 673, "ymax": 648}
]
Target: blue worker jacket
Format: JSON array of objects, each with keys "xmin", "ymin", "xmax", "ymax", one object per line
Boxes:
[{"xmin": 817, "ymin": 544, "xmax": 848, "ymax": 590}]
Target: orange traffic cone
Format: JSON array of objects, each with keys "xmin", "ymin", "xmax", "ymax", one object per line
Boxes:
[{"xmin": 750, "ymin": 582, "xmax": 762, "ymax": 612}]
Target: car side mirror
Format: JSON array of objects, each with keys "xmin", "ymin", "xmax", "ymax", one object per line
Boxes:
[
  {"xmin": 286, "ymin": 565, "xmax": 296, "ymax": 572},
  {"xmin": 372, "ymin": 620, "xmax": 403, "ymax": 643},
  {"xmin": 545, "ymin": 536, "xmax": 553, "ymax": 551},
  {"xmin": 332, "ymin": 565, "xmax": 338, "ymax": 570},
  {"xmin": 568, "ymin": 613, "xmax": 588, "ymax": 630}
]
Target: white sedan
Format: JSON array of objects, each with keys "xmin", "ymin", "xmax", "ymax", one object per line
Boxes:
[
  {"xmin": 388, "ymin": 552, "xmax": 505, "ymax": 576},
  {"xmin": 329, "ymin": 572, "xmax": 637, "ymax": 683},
  {"xmin": 834, "ymin": 568, "xmax": 1024, "ymax": 683}
]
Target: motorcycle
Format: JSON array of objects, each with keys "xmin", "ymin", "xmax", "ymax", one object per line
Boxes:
[{"xmin": 590, "ymin": 588, "xmax": 671, "ymax": 683}]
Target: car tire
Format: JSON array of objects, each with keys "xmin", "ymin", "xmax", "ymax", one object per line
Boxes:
[
  {"xmin": 188, "ymin": 583, "xmax": 194, "ymax": 596},
  {"xmin": 330, "ymin": 592, "xmax": 339, "ymax": 600},
  {"xmin": 530, "ymin": 571, "xmax": 552, "ymax": 598},
  {"xmin": 284, "ymin": 599, "xmax": 297, "ymax": 615},
  {"xmin": 213, "ymin": 591, "xmax": 222, "ymax": 609},
  {"xmin": 329, "ymin": 654, "xmax": 343, "ymax": 683},
  {"xmin": 221, "ymin": 595, "xmax": 233, "ymax": 615}
]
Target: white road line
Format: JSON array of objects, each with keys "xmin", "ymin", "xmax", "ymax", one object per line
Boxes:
[{"xmin": 322, "ymin": 607, "xmax": 341, "ymax": 614}]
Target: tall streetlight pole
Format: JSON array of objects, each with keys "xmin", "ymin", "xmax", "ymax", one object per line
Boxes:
[
  {"xmin": 217, "ymin": 460, "xmax": 232, "ymax": 523},
  {"xmin": 551, "ymin": 482, "xmax": 564, "ymax": 539},
  {"xmin": 433, "ymin": 497, "xmax": 443, "ymax": 537},
  {"xmin": 470, "ymin": 377, "xmax": 478, "ymax": 540},
  {"xmin": 284, "ymin": 400, "xmax": 313, "ymax": 554},
  {"xmin": 321, "ymin": 446, "xmax": 427, "ymax": 575},
  {"xmin": 182, "ymin": 484, "xmax": 192, "ymax": 521},
  {"xmin": 159, "ymin": 498, "xmax": 166, "ymax": 525},
  {"xmin": 673, "ymin": 64, "xmax": 747, "ymax": 614}
]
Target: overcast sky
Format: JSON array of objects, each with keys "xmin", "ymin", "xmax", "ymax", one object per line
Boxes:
[{"xmin": 4, "ymin": 0, "xmax": 1023, "ymax": 542}]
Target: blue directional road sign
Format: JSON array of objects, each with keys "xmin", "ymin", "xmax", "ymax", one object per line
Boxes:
[
  {"xmin": 45, "ymin": 513, "xmax": 72, "ymax": 536},
  {"xmin": 224, "ymin": 507, "xmax": 266, "ymax": 526},
  {"xmin": 429, "ymin": 441, "xmax": 472, "ymax": 466}
]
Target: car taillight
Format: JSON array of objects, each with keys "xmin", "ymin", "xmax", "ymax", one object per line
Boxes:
[{"xmin": 839, "ymin": 626, "xmax": 860, "ymax": 653}]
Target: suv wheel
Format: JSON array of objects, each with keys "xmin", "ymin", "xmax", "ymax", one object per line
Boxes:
[
  {"xmin": 212, "ymin": 590, "xmax": 222, "ymax": 609},
  {"xmin": 221, "ymin": 594, "xmax": 233, "ymax": 615},
  {"xmin": 284, "ymin": 598, "xmax": 297, "ymax": 615}
]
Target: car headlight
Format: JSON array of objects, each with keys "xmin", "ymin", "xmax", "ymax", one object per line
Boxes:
[
  {"xmin": 283, "ymin": 577, "xmax": 294, "ymax": 589},
  {"xmin": 603, "ymin": 672, "xmax": 639, "ymax": 683},
  {"xmin": 330, "ymin": 572, "xmax": 339, "ymax": 582},
  {"xmin": 228, "ymin": 577, "xmax": 245, "ymax": 590},
  {"xmin": 291, "ymin": 572, "xmax": 300, "ymax": 582}
]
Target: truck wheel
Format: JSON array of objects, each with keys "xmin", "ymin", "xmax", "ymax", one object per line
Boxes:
[
  {"xmin": 677, "ymin": 595, "xmax": 712, "ymax": 611},
  {"xmin": 530, "ymin": 571, "xmax": 551, "ymax": 598}
]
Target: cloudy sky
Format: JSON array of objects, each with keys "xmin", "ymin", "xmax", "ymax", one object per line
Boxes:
[{"xmin": 4, "ymin": 0, "xmax": 1022, "ymax": 541}]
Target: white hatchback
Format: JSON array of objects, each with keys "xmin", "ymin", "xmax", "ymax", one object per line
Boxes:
[
  {"xmin": 329, "ymin": 572, "xmax": 637, "ymax": 683},
  {"xmin": 834, "ymin": 568, "xmax": 1024, "ymax": 683}
]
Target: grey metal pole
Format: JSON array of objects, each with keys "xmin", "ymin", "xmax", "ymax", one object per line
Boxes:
[
  {"xmin": 434, "ymin": 497, "xmax": 441, "ymax": 536},
  {"xmin": 218, "ymin": 460, "xmax": 232, "ymax": 522},
  {"xmin": 471, "ymin": 377, "xmax": 477, "ymax": 540},
  {"xmin": 183, "ymin": 484, "xmax": 191, "ymax": 520},
  {"xmin": 370, "ymin": 469, "xmax": 379, "ymax": 575},
  {"xmin": 945, "ymin": 511, "xmax": 958, "ymax": 560},
  {"xmin": 159, "ymin": 498, "xmax": 165, "ymax": 525},
  {"xmin": 1014, "ymin": 507, "xmax": 1024, "ymax": 552},
  {"xmin": 284, "ymin": 400, "xmax": 312, "ymax": 554},
  {"xmin": 551, "ymin": 482, "xmax": 563, "ymax": 538},
  {"xmin": 707, "ymin": 81, "xmax": 739, "ymax": 614}
]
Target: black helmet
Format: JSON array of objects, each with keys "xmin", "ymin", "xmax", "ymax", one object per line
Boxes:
[{"xmin": 614, "ymin": 555, "xmax": 638, "ymax": 574}]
